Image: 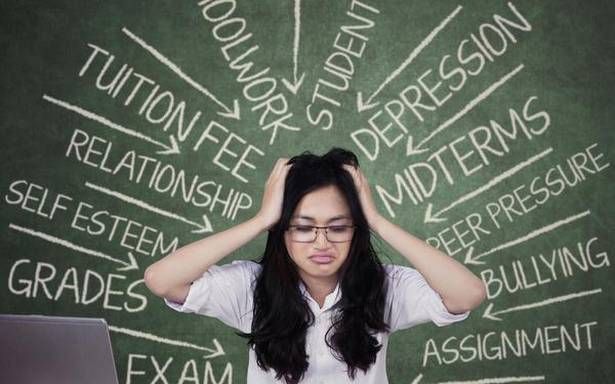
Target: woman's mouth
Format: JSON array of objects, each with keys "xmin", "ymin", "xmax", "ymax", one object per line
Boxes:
[{"xmin": 309, "ymin": 255, "xmax": 334, "ymax": 264}]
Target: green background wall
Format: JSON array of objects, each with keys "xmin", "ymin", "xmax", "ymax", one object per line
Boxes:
[{"xmin": 2, "ymin": 0, "xmax": 614, "ymax": 383}]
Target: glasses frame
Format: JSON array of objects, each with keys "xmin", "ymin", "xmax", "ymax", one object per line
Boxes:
[{"xmin": 287, "ymin": 224, "xmax": 356, "ymax": 243}]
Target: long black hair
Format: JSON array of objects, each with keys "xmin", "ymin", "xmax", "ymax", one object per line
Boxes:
[{"xmin": 236, "ymin": 147, "xmax": 391, "ymax": 383}]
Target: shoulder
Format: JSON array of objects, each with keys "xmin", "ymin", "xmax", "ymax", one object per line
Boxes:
[
  {"xmin": 226, "ymin": 259, "xmax": 262, "ymax": 273},
  {"xmin": 210, "ymin": 259, "xmax": 262, "ymax": 287},
  {"xmin": 382, "ymin": 263, "xmax": 420, "ymax": 281},
  {"xmin": 381, "ymin": 263, "xmax": 431, "ymax": 297},
  {"xmin": 211, "ymin": 259, "xmax": 261, "ymax": 272}
]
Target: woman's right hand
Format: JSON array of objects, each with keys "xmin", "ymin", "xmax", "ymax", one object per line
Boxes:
[{"xmin": 256, "ymin": 157, "xmax": 292, "ymax": 231}]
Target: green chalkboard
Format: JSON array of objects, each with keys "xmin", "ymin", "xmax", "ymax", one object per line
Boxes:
[{"xmin": 2, "ymin": 0, "xmax": 614, "ymax": 383}]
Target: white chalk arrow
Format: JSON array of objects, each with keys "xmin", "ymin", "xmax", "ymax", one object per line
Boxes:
[
  {"xmin": 464, "ymin": 209, "xmax": 591, "ymax": 266},
  {"xmin": 406, "ymin": 64, "xmax": 525, "ymax": 157},
  {"xmin": 85, "ymin": 181, "xmax": 213, "ymax": 234},
  {"xmin": 411, "ymin": 372, "xmax": 546, "ymax": 384},
  {"xmin": 8, "ymin": 223, "xmax": 139, "ymax": 271},
  {"xmin": 42, "ymin": 94, "xmax": 180, "ymax": 155},
  {"xmin": 482, "ymin": 288, "xmax": 602, "ymax": 321},
  {"xmin": 108, "ymin": 325, "xmax": 225, "ymax": 359},
  {"xmin": 281, "ymin": 0, "xmax": 306, "ymax": 94},
  {"xmin": 356, "ymin": 5, "xmax": 462, "ymax": 112},
  {"xmin": 424, "ymin": 147, "xmax": 553, "ymax": 224},
  {"xmin": 122, "ymin": 27, "xmax": 240, "ymax": 120}
]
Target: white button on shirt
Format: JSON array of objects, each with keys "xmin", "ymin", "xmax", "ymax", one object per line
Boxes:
[{"xmin": 165, "ymin": 260, "xmax": 470, "ymax": 383}]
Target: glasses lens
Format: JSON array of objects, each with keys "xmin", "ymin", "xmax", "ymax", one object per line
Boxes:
[
  {"xmin": 327, "ymin": 225, "xmax": 354, "ymax": 242},
  {"xmin": 290, "ymin": 226, "xmax": 314, "ymax": 242},
  {"xmin": 289, "ymin": 225, "xmax": 354, "ymax": 242}
]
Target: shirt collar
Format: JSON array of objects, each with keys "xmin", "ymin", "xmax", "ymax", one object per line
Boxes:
[{"xmin": 299, "ymin": 280, "xmax": 342, "ymax": 313}]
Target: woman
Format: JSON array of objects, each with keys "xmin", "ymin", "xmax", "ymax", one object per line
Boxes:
[{"xmin": 144, "ymin": 147, "xmax": 486, "ymax": 383}]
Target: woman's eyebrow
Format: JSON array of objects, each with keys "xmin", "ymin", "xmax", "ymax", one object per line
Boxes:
[{"xmin": 292, "ymin": 215, "xmax": 351, "ymax": 222}]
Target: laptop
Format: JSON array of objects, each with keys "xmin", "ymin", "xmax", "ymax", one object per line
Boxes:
[{"xmin": 0, "ymin": 314, "xmax": 119, "ymax": 384}]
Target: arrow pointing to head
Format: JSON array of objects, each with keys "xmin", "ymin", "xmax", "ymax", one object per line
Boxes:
[
  {"xmin": 482, "ymin": 288, "xmax": 602, "ymax": 321},
  {"xmin": 43, "ymin": 94, "xmax": 181, "ymax": 155},
  {"xmin": 84, "ymin": 182, "xmax": 213, "ymax": 233},
  {"xmin": 356, "ymin": 5, "xmax": 463, "ymax": 113},
  {"xmin": 463, "ymin": 209, "xmax": 591, "ymax": 265},
  {"xmin": 108, "ymin": 325, "xmax": 225, "ymax": 359},
  {"xmin": 411, "ymin": 372, "xmax": 545, "ymax": 384},
  {"xmin": 406, "ymin": 64, "xmax": 525, "ymax": 157},
  {"xmin": 8, "ymin": 223, "xmax": 140, "ymax": 271},
  {"xmin": 424, "ymin": 147, "xmax": 553, "ymax": 224},
  {"xmin": 122, "ymin": 27, "xmax": 240, "ymax": 120},
  {"xmin": 281, "ymin": 0, "xmax": 305, "ymax": 95}
]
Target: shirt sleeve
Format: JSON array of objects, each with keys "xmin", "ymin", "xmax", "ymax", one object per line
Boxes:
[
  {"xmin": 385, "ymin": 264, "xmax": 471, "ymax": 332},
  {"xmin": 164, "ymin": 259, "xmax": 259, "ymax": 333}
]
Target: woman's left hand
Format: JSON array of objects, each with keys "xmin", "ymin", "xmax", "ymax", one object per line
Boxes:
[{"xmin": 342, "ymin": 164, "xmax": 381, "ymax": 229}]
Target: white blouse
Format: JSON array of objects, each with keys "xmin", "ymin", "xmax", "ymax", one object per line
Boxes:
[{"xmin": 165, "ymin": 260, "xmax": 470, "ymax": 383}]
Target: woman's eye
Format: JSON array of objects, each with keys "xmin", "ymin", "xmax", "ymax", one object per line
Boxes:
[
  {"xmin": 330, "ymin": 226, "xmax": 347, "ymax": 232},
  {"xmin": 295, "ymin": 226, "xmax": 313, "ymax": 232}
]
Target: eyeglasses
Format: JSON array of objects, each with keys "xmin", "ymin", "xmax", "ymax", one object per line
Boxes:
[{"xmin": 287, "ymin": 225, "xmax": 356, "ymax": 243}]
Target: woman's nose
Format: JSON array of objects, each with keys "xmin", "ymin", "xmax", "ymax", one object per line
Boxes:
[{"xmin": 314, "ymin": 228, "xmax": 330, "ymax": 246}]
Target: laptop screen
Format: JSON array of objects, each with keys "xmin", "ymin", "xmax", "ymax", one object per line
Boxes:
[{"xmin": 0, "ymin": 314, "xmax": 119, "ymax": 384}]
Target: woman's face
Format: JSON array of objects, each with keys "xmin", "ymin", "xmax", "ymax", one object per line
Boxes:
[{"xmin": 284, "ymin": 185, "xmax": 354, "ymax": 284}]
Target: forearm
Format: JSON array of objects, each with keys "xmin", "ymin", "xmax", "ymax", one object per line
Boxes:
[
  {"xmin": 144, "ymin": 214, "xmax": 267, "ymax": 296},
  {"xmin": 372, "ymin": 215, "xmax": 486, "ymax": 313}
]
